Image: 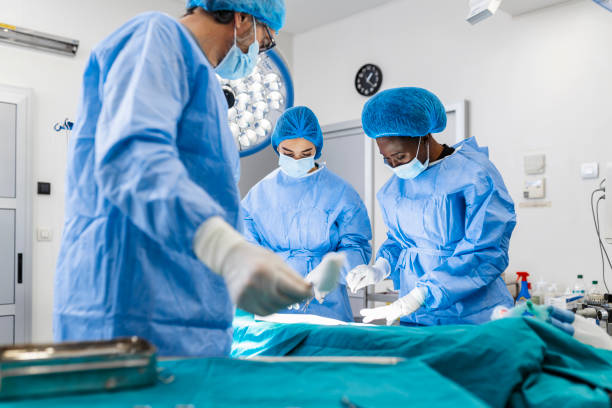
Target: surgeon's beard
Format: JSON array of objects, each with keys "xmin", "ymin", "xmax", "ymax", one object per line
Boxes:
[{"xmin": 215, "ymin": 20, "xmax": 256, "ymax": 66}]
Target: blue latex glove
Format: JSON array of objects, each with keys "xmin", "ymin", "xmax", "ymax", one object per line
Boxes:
[
  {"xmin": 493, "ymin": 301, "xmax": 612, "ymax": 350},
  {"xmin": 547, "ymin": 306, "xmax": 576, "ymax": 335},
  {"xmin": 492, "ymin": 301, "xmax": 573, "ymax": 334}
]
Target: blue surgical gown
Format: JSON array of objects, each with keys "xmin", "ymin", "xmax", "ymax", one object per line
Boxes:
[
  {"xmin": 377, "ymin": 137, "xmax": 516, "ymax": 325},
  {"xmin": 53, "ymin": 12, "xmax": 241, "ymax": 357},
  {"xmin": 242, "ymin": 166, "xmax": 372, "ymax": 322}
]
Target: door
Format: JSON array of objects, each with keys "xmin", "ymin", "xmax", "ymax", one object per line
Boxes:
[
  {"xmin": 0, "ymin": 86, "xmax": 32, "ymax": 345},
  {"xmin": 321, "ymin": 121, "xmax": 374, "ymax": 319}
]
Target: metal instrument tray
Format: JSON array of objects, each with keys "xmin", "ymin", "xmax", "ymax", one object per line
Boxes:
[
  {"xmin": 0, "ymin": 337, "xmax": 157, "ymax": 400},
  {"xmin": 249, "ymin": 356, "xmax": 405, "ymax": 365}
]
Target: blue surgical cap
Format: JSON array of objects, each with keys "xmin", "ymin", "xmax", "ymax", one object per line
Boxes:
[
  {"xmin": 187, "ymin": 0, "xmax": 286, "ymax": 32},
  {"xmin": 361, "ymin": 87, "xmax": 447, "ymax": 139},
  {"xmin": 272, "ymin": 106, "xmax": 323, "ymax": 159}
]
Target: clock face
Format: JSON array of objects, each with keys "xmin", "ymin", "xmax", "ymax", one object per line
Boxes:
[{"xmin": 355, "ymin": 64, "xmax": 383, "ymax": 97}]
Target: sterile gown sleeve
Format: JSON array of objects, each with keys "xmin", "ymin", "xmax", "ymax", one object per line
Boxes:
[
  {"xmin": 334, "ymin": 198, "xmax": 372, "ymax": 284},
  {"xmin": 417, "ymin": 173, "xmax": 516, "ymax": 310},
  {"xmin": 377, "ymin": 234, "xmax": 404, "ymax": 289},
  {"xmin": 241, "ymin": 201, "xmax": 264, "ymax": 246},
  {"xmin": 94, "ymin": 21, "xmax": 225, "ymax": 253}
]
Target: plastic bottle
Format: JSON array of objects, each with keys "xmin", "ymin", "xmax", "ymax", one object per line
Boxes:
[
  {"xmin": 531, "ymin": 279, "xmax": 547, "ymax": 305},
  {"xmin": 572, "ymin": 275, "xmax": 586, "ymax": 299},
  {"xmin": 516, "ymin": 272, "xmax": 531, "ymax": 305},
  {"xmin": 544, "ymin": 283, "xmax": 559, "ymax": 306},
  {"xmin": 587, "ymin": 280, "xmax": 605, "ymax": 305}
]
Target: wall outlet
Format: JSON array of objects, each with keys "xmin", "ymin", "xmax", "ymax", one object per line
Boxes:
[
  {"xmin": 523, "ymin": 178, "xmax": 546, "ymax": 199},
  {"xmin": 524, "ymin": 154, "xmax": 545, "ymax": 175},
  {"xmin": 581, "ymin": 162, "xmax": 599, "ymax": 179},
  {"xmin": 37, "ymin": 228, "xmax": 53, "ymax": 242}
]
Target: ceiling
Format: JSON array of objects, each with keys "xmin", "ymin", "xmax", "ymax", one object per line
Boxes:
[
  {"xmin": 172, "ymin": 0, "xmax": 576, "ymax": 33},
  {"xmin": 173, "ymin": 0, "xmax": 397, "ymax": 34},
  {"xmin": 499, "ymin": 0, "xmax": 573, "ymax": 16},
  {"xmin": 283, "ymin": 0, "xmax": 397, "ymax": 34}
]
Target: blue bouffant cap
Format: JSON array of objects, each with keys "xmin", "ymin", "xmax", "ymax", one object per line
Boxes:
[
  {"xmin": 187, "ymin": 0, "xmax": 286, "ymax": 31},
  {"xmin": 272, "ymin": 106, "xmax": 323, "ymax": 159},
  {"xmin": 362, "ymin": 87, "xmax": 447, "ymax": 138}
]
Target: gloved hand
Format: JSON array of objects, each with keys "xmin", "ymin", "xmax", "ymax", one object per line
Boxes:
[
  {"xmin": 346, "ymin": 258, "xmax": 391, "ymax": 294},
  {"xmin": 492, "ymin": 301, "xmax": 612, "ymax": 351},
  {"xmin": 193, "ymin": 217, "xmax": 313, "ymax": 316},
  {"xmin": 305, "ymin": 252, "xmax": 346, "ymax": 303},
  {"xmin": 360, "ymin": 287, "xmax": 426, "ymax": 325}
]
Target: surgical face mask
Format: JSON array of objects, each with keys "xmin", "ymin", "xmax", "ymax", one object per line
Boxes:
[
  {"xmin": 279, "ymin": 153, "xmax": 315, "ymax": 178},
  {"xmin": 388, "ymin": 137, "xmax": 429, "ymax": 180},
  {"xmin": 215, "ymin": 17, "xmax": 260, "ymax": 80}
]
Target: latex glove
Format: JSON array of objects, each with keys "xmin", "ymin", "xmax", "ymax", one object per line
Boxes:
[
  {"xmin": 346, "ymin": 258, "xmax": 391, "ymax": 294},
  {"xmin": 305, "ymin": 253, "xmax": 346, "ymax": 303},
  {"xmin": 360, "ymin": 287, "xmax": 426, "ymax": 325},
  {"xmin": 492, "ymin": 301, "xmax": 571, "ymax": 332},
  {"xmin": 492, "ymin": 301, "xmax": 612, "ymax": 351},
  {"xmin": 193, "ymin": 217, "xmax": 313, "ymax": 316}
]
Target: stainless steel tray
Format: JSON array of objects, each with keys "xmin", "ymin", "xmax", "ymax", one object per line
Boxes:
[
  {"xmin": 248, "ymin": 356, "xmax": 405, "ymax": 365},
  {"xmin": 0, "ymin": 337, "xmax": 157, "ymax": 400}
]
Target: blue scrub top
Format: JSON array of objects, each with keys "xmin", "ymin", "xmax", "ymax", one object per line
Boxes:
[
  {"xmin": 377, "ymin": 138, "xmax": 516, "ymax": 325},
  {"xmin": 53, "ymin": 12, "xmax": 241, "ymax": 357},
  {"xmin": 242, "ymin": 166, "xmax": 372, "ymax": 321}
]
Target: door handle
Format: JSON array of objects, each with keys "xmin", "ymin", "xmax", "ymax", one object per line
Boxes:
[{"xmin": 17, "ymin": 253, "xmax": 22, "ymax": 284}]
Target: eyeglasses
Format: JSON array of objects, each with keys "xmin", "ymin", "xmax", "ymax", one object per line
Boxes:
[{"xmin": 258, "ymin": 24, "xmax": 276, "ymax": 54}]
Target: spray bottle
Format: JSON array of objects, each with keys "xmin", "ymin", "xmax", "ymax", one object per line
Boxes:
[{"xmin": 516, "ymin": 272, "xmax": 531, "ymax": 305}]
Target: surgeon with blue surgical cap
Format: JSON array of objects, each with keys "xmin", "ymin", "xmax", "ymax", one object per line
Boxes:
[
  {"xmin": 53, "ymin": 0, "xmax": 313, "ymax": 357},
  {"xmin": 347, "ymin": 87, "xmax": 516, "ymax": 326},
  {"xmin": 242, "ymin": 106, "xmax": 373, "ymax": 321}
]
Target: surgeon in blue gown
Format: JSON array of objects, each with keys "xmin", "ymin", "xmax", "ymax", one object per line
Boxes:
[
  {"xmin": 242, "ymin": 106, "xmax": 373, "ymax": 322},
  {"xmin": 347, "ymin": 87, "xmax": 516, "ymax": 326},
  {"xmin": 53, "ymin": 0, "xmax": 313, "ymax": 357}
]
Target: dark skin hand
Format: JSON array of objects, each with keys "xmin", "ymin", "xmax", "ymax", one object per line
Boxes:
[{"xmin": 376, "ymin": 134, "xmax": 445, "ymax": 168}]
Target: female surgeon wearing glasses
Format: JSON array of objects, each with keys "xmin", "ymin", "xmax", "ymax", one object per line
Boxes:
[
  {"xmin": 347, "ymin": 87, "xmax": 516, "ymax": 326},
  {"xmin": 241, "ymin": 106, "xmax": 373, "ymax": 322}
]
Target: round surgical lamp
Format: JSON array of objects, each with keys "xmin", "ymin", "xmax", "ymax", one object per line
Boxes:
[{"xmin": 218, "ymin": 49, "xmax": 294, "ymax": 157}]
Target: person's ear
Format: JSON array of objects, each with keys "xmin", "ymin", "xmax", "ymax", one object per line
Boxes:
[{"xmin": 234, "ymin": 12, "xmax": 249, "ymax": 29}]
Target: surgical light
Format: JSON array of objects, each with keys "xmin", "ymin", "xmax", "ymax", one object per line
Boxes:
[
  {"xmin": 218, "ymin": 49, "xmax": 294, "ymax": 157},
  {"xmin": 593, "ymin": 0, "xmax": 612, "ymax": 11},
  {"xmin": 466, "ymin": 0, "xmax": 503, "ymax": 25}
]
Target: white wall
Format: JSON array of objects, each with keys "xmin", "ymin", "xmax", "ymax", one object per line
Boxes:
[
  {"xmin": 275, "ymin": 32, "xmax": 294, "ymax": 70},
  {"xmin": 0, "ymin": 0, "xmax": 184, "ymax": 342},
  {"xmin": 291, "ymin": 0, "xmax": 612, "ymax": 289}
]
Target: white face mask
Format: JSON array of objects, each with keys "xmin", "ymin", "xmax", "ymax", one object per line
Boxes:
[
  {"xmin": 278, "ymin": 154, "xmax": 315, "ymax": 178},
  {"xmin": 386, "ymin": 137, "xmax": 429, "ymax": 180},
  {"xmin": 215, "ymin": 16, "xmax": 260, "ymax": 80}
]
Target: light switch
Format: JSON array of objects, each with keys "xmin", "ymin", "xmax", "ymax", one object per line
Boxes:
[
  {"xmin": 37, "ymin": 182, "xmax": 51, "ymax": 195},
  {"xmin": 523, "ymin": 178, "xmax": 546, "ymax": 199},
  {"xmin": 581, "ymin": 162, "xmax": 599, "ymax": 179},
  {"xmin": 37, "ymin": 228, "xmax": 53, "ymax": 242},
  {"xmin": 524, "ymin": 154, "xmax": 545, "ymax": 175}
]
